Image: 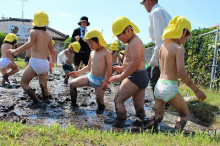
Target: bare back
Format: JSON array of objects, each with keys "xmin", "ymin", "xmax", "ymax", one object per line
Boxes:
[
  {"xmin": 123, "ymin": 35, "xmax": 145, "ymax": 70},
  {"xmin": 1, "ymin": 43, "xmax": 11, "ymax": 58},
  {"xmin": 111, "ymin": 51, "xmax": 119, "ymax": 64},
  {"xmin": 30, "ymin": 29, "xmax": 52, "ymax": 59},
  {"xmin": 159, "ymin": 40, "xmax": 181, "ymax": 81}
]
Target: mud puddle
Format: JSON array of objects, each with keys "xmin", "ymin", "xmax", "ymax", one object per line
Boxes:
[{"xmin": 0, "ymin": 68, "xmax": 213, "ymax": 134}]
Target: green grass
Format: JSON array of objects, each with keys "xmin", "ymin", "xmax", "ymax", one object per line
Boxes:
[
  {"xmin": 178, "ymin": 85, "xmax": 220, "ymax": 129},
  {"xmin": 14, "ymin": 57, "xmax": 26, "ymax": 69},
  {"xmin": 0, "ymin": 121, "xmax": 219, "ymax": 145}
]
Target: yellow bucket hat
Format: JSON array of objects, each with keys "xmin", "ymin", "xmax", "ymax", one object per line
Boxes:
[
  {"xmin": 110, "ymin": 41, "xmax": 119, "ymax": 51},
  {"xmin": 112, "ymin": 16, "xmax": 140, "ymax": 36},
  {"xmin": 84, "ymin": 29, "xmax": 108, "ymax": 49},
  {"xmin": 3, "ymin": 33, "xmax": 18, "ymax": 43},
  {"xmin": 32, "ymin": 11, "xmax": 49, "ymax": 27},
  {"xmin": 52, "ymin": 40, "xmax": 55, "ymax": 46},
  {"xmin": 162, "ymin": 16, "xmax": 191, "ymax": 40},
  {"xmin": 68, "ymin": 42, "xmax": 81, "ymax": 53}
]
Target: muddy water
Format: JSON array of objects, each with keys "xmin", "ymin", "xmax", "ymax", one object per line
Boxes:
[{"xmin": 0, "ymin": 68, "xmax": 210, "ymax": 133}]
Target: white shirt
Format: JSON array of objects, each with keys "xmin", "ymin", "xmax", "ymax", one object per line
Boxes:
[{"xmin": 149, "ymin": 4, "xmax": 171, "ymax": 66}]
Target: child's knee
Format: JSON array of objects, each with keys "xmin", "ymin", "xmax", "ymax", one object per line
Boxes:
[{"xmin": 69, "ymin": 81, "xmax": 76, "ymax": 88}]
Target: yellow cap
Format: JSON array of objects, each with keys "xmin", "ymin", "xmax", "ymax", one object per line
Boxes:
[
  {"xmin": 32, "ymin": 11, "xmax": 49, "ymax": 27},
  {"xmin": 120, "ymin": 50, "xmax": 125, "ymax": 54},
  {"xmin": 84, "ymin": 29, "xmax": 108, "ymax": 49},
  {"xmin": 68, "ymin": 42, "xmax": 81, "ymax": 53},
  {"xmin": 52, "ymin": 40, "xmax": 55, "ymax": 46},
  {"xmin": 3, "ymin": 33, "xmax": 18, "ymax": 43},
  {"xmin": 110, "ymin": 41, "xmax": 119, "ymax": 51},
  {"xmin": 162, "ymin": 16, "xmax": 191, "ymax": 40},
  {"xmin": 112, "ymin": 16, "xmax": 140, "ymax": 36}
]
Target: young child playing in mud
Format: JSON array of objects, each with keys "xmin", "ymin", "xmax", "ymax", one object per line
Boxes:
[
  {"xmin": 69, "ymin": 29, "xmax": 112, "ymax": 114},
  {"xmin": 146, "ymin": 16, "xmax": 206, "ymax": 132},
  {"xmin": 110, "ymin": 16, "xmax": 149, "ymax": 128},
  {"xmin": 57, "ymin": 42, "xmax": 81, "ymax": 84},
  {"xmin": 0, "ymin": 33, "xmax": 19, "ymax": 84},
  {"xmin": 48, "ymin": 40, "xmax": 58, "ymax": 74},
  {"xmin": 8, "ymin": 11, "xmax": 54, "ymax": 103},
  {"xmin": 110, "ymin": 41, "xmax": 122, "ymax": 66}
]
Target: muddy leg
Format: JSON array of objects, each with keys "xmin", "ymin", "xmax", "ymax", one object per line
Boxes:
[
  {"xmin": 25, "ymin": 88, "xmax": 39, "ymax": 103},
  {"xmin": 70, "ymin": 87, "xmax": 78, "ymax": 107},
  {"xmin": 3, "ymin": 63, "xmax": 19, "ymax": 84},
  {"xmin": 145, "ymin": 98, "xmax": 165, "ymax": 132},
  {"xmin": 132, "ymin": 88, "xmax": 146, "ymax": 119},
  {"xmin": 69, "ymin": 76, "xmax": 89, "ymax": 107},
  {"xmin": 38, "ymin": 73, "xmax": 49, "ymax": 100},
  {"xmin": 20, "ymin": 65, "xmax": 37, "ymax": 102},
  {"xmin": 95, "ymin": 87, "xmax": 105, "ymax": 114},
  {"xmin": 113, "ymin": 79, "xmax": 139, "ymax": 128},
  {"xmin": 169, "ymin": 93, "xmax": 190, "ymax": 131}
]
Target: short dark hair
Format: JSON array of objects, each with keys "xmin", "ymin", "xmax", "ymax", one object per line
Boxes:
[
  {"xmin": 33, "ymin": 26, "xmax": 47, "ymax": 31},
  {"xmin": 183, "ymin": 28, "xmax": 191, "ymax": 37},
  {"xmin": 4, "ymin": 40, "xmax": 17, "ymax": 45},
  {"xmin": 90, "ymin": 37, "xmax": 99, "ymax": 43}
]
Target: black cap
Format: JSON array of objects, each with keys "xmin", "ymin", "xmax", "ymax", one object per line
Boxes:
[{"xmin": 78, "ymin": 16, "xmax": 90, "ymax": 26}]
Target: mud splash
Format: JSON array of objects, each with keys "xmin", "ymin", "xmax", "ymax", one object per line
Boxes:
[{"xmin": 0, "ymin": 68, "xmax": 212, "ymax": 133}]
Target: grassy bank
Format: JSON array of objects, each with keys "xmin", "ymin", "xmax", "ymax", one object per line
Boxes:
[
  {"xmin": 0, "ymin": 122, "xmax": 219, "ymax": 145},
  {"xmin": 179, "ymin": 85, "xmax": 220, "ymax": 129}
]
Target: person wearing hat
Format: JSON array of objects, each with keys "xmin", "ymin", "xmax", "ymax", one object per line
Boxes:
[
  {"xmin": 8, "ymin": 11, "xmax": 54, "ymax": 103},
  {"xmin": 110, "ymin": 16, "xmax": 149, "ymax": 128},
  {"xmin": 0, "ymin": 33, "xmax": 19, "ymax": 84},
  {"xmin": 140, "ymin": 0, "xmax": 171, "ymax": 96},
  {"xmin": 69, "ymin": 29, "xmax": 112, "ymax": 114},
  {"xmin": 71, "ymin": 16, "xmax": 91, "ymax": 71},
  {"xmin": 110, "ymin": 41, "xmax": 122, "ymax": 66},
  {"xmin": 146, "ymin": 16, "xmax": 206, "ymax": 132},
  {"xmin": 57, "ymin": 42, "xmax": 81, "ymax": 84}
]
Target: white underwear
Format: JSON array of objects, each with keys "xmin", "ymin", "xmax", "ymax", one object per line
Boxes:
[
  {"xmin": 0, "ymin": 58, "xmax": 11, "ymax": 69},
  {"xmin": 30, "ymin": 57, "xmax": 49, "ymax": 75}
]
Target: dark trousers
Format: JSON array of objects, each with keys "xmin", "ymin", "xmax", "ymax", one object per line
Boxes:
[{"xmin": 146, "ymin": 66, "xmax": 160, "ymax": 93}]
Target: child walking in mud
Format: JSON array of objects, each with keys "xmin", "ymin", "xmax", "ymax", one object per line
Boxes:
[
  {"xmin": 146, "ymin": 16, "xmax": 206, "ymax": 132},
  {"xmin": 0, "ymin": 33, "xmax": 19, "ymax": 84},
  {"xmin": 110, "ymin": 41, "xmax": 122, "ymax": 66},
  {"xmin": 8, "ymin": 11, "xmax": 54, "ymax": 103},
  {"xmin": 57, "ymin": 42, "xmax": 81, "ymax": 84},
  {"xmin": 110, "ymin": 16, "xmax": 149, "ymax": 128},
  {"xmin": 69, "ymin": 29, "xmax": 112, "ymax": 114}
]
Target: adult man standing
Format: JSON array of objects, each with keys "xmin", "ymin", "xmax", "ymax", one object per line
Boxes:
[
  {"xmin": 71, "ymin": 16, "xmax": 91, "ymax": 71},
  {"xmin": 141, "ymin": 0, "xmax": 171, "ymax": 92}
]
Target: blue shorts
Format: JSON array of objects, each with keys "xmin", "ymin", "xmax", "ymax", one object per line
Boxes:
[{"xmin": 87, "ymin": 73, "xmax": 105, "ymax": 87}]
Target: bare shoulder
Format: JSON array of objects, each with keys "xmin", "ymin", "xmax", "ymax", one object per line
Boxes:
[{"xmin": 129, "ymin": 36, "xmax": 144, "ymax": 50}]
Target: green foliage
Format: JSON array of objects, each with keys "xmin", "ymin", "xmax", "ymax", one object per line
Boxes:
[
  {"xmin": 145, "ymin": 42, "xmax": 154, "ymax": 48},
  {"xmin": 0, "ymin": 32, "xmax": 6, "ymax": 48},
  {"xmin": 64, "ymin": 37, "xmax": 71, "ymax": 49},
  {"xmin": 183, "ymin": 27, "xmax": 218, "ymax": 88}
]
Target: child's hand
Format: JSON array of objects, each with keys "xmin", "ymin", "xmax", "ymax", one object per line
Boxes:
[
  {"xmin": 101, "ymin": 80, "xmax": 108, "ymax": 90},
  {"xmin": 110, "ymin": 75, "xmax": 122, "ymax": 83},
  {"xmin": 113, "ymin": 66, "xmax": 124, "ymax": 73},
  {"xmin": 69, "ymin": 71, "xmax": 79, "ymax": 78},
  {"xmin": 7, "ymin": 49, "xmax": 14, "ymax": 55},
  {"xmin": 195, "ymin": 89, "xmax": 206, "ymax": 102}
]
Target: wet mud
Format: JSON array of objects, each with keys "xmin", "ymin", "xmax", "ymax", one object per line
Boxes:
[{"xmin": 0, "ymin": 68, "xmax": 216, "ymax": 134}]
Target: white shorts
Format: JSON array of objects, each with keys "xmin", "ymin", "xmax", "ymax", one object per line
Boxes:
[
  {"xmin": 0, "ymin": 58, "xmax": 11, "ymax": 69},
  {"xmin": 30, "ymin": 57, "xmax": 49, "ymax": 75}
]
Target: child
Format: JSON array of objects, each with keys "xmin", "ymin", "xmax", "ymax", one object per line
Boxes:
[
  {"xmin": 48, "ymin": 40, "xmax": 58, "ymax": 74},
  {"xmin": 0, "ymin": 33, "xmax": 19, "ymax": 84},
  {"xmin": 146, "ymin": 16, "xmax": 206, "ymax": 132},
  {"xmin": 110, "ymin": 16, "xmax": 149, "ymax": 128},
  {"xmin": 57, "ymin": 42, "xmax": 81, "ymax": 84},
  {"xmin": 110, "ymin": 41, "xmax": 122, "ymax": 66},
  {"xmin": 69, "ymin": 29, "xmax": 112, "ymax": 114},
  {"xmin": 8, "ymin": 11, "xmax": 54, "ymax": 103}
]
